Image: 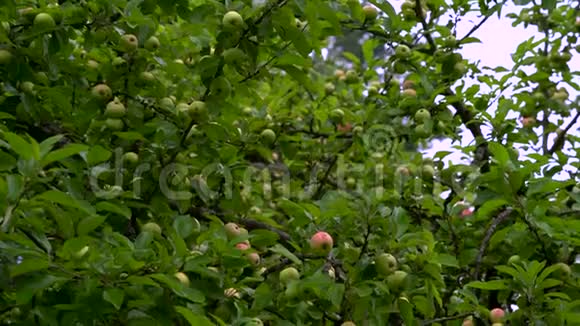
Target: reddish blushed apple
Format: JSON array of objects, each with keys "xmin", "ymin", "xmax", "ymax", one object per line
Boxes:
[
  {"xmin": 235, "ymin": 242, "xmax": 250, "ymax": 251},
  {"xmin": 310, "ymin": 231, "xmax": 333, "ymax": 254},
  {"xmin": 490, "ymin": 308, "xmax": 505, "ymax": 323},
  {"xmin": 337, "ymin": 122, "xmax": 352, "ymax": 133}
]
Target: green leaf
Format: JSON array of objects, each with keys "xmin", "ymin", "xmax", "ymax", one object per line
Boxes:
[
  {"xmin": 398, "ymin": 297, "xmax": 415, "ymax": 325},
  {"xmin": 96, "ymin": 201, "xmax": 131, "ymax": 219},
  {"xmin": 0, "ymin": 151, "xmax": 17, "ymax": 171},
  {"xmin": 369, "ymin": 0, "xmax": 398, "ymax": 22},
  {"xmin": 34, "ymin": 190, "xmax": 96, "ymax": 215},
  {"xmin": 432, "ymin": 253, "xmax": 459, "ymax": 268},
  {"xmin": 103, "ymin": 288, "xmax": 125, "ymax": 310},
  {"xmin": 39, "ymin": 135, "xmax": 64, "ymax": 157},
  {"xmin": 173, "ymin": 215, "xmax": 194, "ymax": 239},
  {"xmin": 9, "ymin": 257, "xmax": 50, "ymax": 277},
  {"xmin": 42, "ymin": 144, "xmax": 89, "ymax": 166},
  {"xmin": 465, "ymin": 280, "xmax": 509, "ymax": 290},
  {"xmin": 4, "ymin": 132, "xmax": 34, "ymax": 160},
  {"xmin": 488, "ymin": 142, "xmax": 510, "ymax": 166},
  {"xmin": 175, "ymin": 306, "xmax": 213, "ymax": 326},
  {"xmin": 15, "ymin": 275, "xmax": 63, "ymax": 304},
  {"xmin": 278, "ymin": 198, "xmax": 311, "ymax": 227},
  {"xmin": 86, "ymin": 145, "xmax": 112, "ymax": 165},
  {"xmin": 77, "ymin": 215, "xmax": 107, "ymax": 236},
  {"xmin": 150, "ymin": 274, "xmax": 205, "ymax": 304},
  {"xmin": 269, "ymin": 244, "xmax": 302, "ymax": 266}
]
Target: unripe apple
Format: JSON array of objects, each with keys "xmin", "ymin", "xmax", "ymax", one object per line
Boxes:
[
  {"xmin": 490, "ymin": 308, "xmax": 505, "ymax": 323},
  {"xmin": 87, "ymin": 59, "xmax": 99, "ymax": 70},
  {"xmin": 247, "ymin": 252, "xmax": 260, "ymax": 266},
  {"xmin": 279, "ymin": 267, "xmax": 300, "ymax": 284},
  {"xmin": 389, "ymin": 78, "xmax": 401, "ymax": 89},
  {"xmin": 342, "ymin": 322, "xmax": 356, "ymax": 326},
  {"xmin": 402, "ymin": 88, "xmax": 417, "ymax": 97},
  {"xmin": 140, "ymin": 71, "xmax": 155, "ymax": 83},
  {"xmin": 402, "ymin": 79, "xmax": 415, "ymax": 90},
  {"xmin": 174, "ymin": 272, "xmax": 190, "ymax": 287},
  {"xmin": 520, "ymin": 116, "xmax": 536, "ymax": 127},
  {"xmin": 223, "ymin": 47, "xmax": 245, "ymax": 65},
  {"xmin": 324, "ymin": 82, "xmax": 335, "ymax": 95},
  {"xmin": 35, "ymin": 72, "xmax": 49, "ymax": 86},
  {"xmin": 395, "ymin": 45, "xmax": 411, "ymax": 59},
  {"xmin": 396, "ymin": 166, "xmax": 411, "ymax": 176},
  {"xmin": 554, "ymin": 262, "xmax": 571, "ymax": 279},
  {"xmin": 462, "ymin": 317, "xmax": 474, "ymax": 326},
  {"xmin": 210, "ymin": 76, "xmax": 232, "ymax": 98},
  {"xmin": 91, "ymin": 84, "xmax": 112, "ymax": 101},
  {"xmin": 105, "ymin": 98, "xmax": 126, "ymax": 118},
  {"xmin": 363, "ymin": 5, "xmax": 378, "ymax": 21},
  {"xmin": 260, "ymin": 129, "xmax": 276, "ymax": 146},
  {"xmin": 105, "ymin": 118, "xmax": 124, "ymax": 131},
  {"xmin": 345, "ymin": 70, "xmax": 359, "ymax": 84},
  {"xmin": 508, "ymin": 255, "xmax": 521, "ymax": 265},
  {"xmin": 415, "ymin": 124, "xmax": 430, "ymax": 138},
  {"xmin": 368, "ymin": 86, "xmax": 379, "ymax": 96},
  {"xmin": 0, "ymin": 49, "xmax": 13, "ymax": 64},
  {"xmin": 190, "ymin": 100, "xmax": 208, "ymax": 121},
  {"xmin": 375, "ymin": 253, "xmax": 398, "ymax": 276},
  {"xmin": 120, "ymin": 34, "xmax": 139, "ymax": 52},
  {"xmin": 144, "ymin": 36, "xmax": 160, "ymax": 51},
  {"xmin": 123, "ymin": 152, "xmax": 139, "ymax": 165},
  {"xmin": 422, "ymin": 165, "xmax": 435, "ymax": 179},
  {"xmin": 222, "ymin": 11, "xmax": 244, "ymax": 29},
  {"xmin": 346, "ymin": 177, "xmax": 357, "ymax": 188},
  {"xmin": 491, "ymin": 324, "xmax": 504, "ymax": 326},
  {"xmin": 329, "ymin": 108, "xmax": 345, "ymax": 124},
  {"xmin": 454, "ymin": 62, "xmax": 467, "ymax": 74},
  {"xmin": 159, "ymin": 97, "xmax": 175, "ymax": 110},
  {"xmin": 551, "ymin": 88, "xmax": 569, "ymax": 101},
  {"xmin": 33, "ymin": 13, "xmax": 56, "ymax": 29},
  {"xmin": 224, "ymin": 222, "xmax": 248, "ymax": 239},
  {"xmin": 20, "ymin": 81, "xmax": 35, "ymax": 94},
  {"xmin": 112, "ymin": 56, "xmax": 126, "ymax": 66},
  {"xmin": 414, "ymin": 109, "xmax": 431, "ymax": 122},
  {"xmin": 142, "ymin": 222, "xmax": 162, "ymax": 235},
  {"xmin": 387, "ymin": 270, "xmax": 408, "ymax": 291},
  {"xmin": 310, "ymin": 231, "xmax": 333, "ymax": 254},
  {"xmin": 445, "ymin": 35, "xmax": 457, "ymax": 47},
  {"xmin": 334, "ymin": 69, "xmax": 345, "ymax": 79}
]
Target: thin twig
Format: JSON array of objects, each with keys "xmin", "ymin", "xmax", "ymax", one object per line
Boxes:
[
  {"xmin": 422, "ymin": 312, "xmax": 473, "ymax": 325},
  {"xmin": 474, "ymin": 208, "xmax": 513, "ymax": 280},
  {"xmin": 548, "ymin": 110, "xmax": 579, "ymax": 154}
]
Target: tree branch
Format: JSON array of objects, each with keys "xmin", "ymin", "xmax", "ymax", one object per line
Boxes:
[
  {"xmin": 474, "ymin": 208, "xmax": 513, "ymax": 280},
  {"xmin": 422, "ymin": 312, "xmax": 473, "ymax": 325},
  {"xmin": 548, "ymin": 110, "xmax": 579, "ymax": 155}
]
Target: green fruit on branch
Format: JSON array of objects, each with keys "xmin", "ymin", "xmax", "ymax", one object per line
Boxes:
[
  {"xmin": 508, "ymin": 255, "xmax": 521, "ymax": 265},
  {"xmin": 375, "ymin": 253, "xmax": 398, "ymax": 276},
  {"xmin": 190, "ymin": 100, "xmax": 208, "ymax": 121},
  {"xmin": 324, "ymin": 82, "xmax": 335, "ymax": 95},
  {"xmin": 0, "ymin": 49, "xmax": 13, "ymax": 64},
  {"xmin": 345, "ymin": 70, "xmax": 359, "ymax": 84},
  {"xmin": 105, "ymin": 98, "xmax": 126, "ymax": 118},
  {"xmin": 445, "ymin": 35, "xmax": 457, "ymax": 47},
  {"xmin": 395, "ymin": 45, "xmax": 411, "ymax": 59},
  {"xmin": 329, "ymin": 108, "xmax": 345, "ymax": 124},
  {"xmin": 224, "ymin": 222, "xmax": 248, "ymax": 239},
  {"xmin": 342, "ymin": 322, "xmax": 356, "ymax": 326},
  {"xmin": 414, "ymin": 109, "xmax": 431, "ymax": 122},
  {"xmin": 35, "ymin": 72, "xmax": 49, "ymax": 85},
  {"xmin": 415, "ymin": 124, "xmax": 431, "ymax": 138},
  {"xmin": 105, "ymin": 118, "xmax": 124, "ymax": 131},
  {"xmin": 454, "ymin": 62, "xmax": 467, "ymax": 74},
  {"xmin": 87, "ymin": 59, "xmax": 99, "ymax": 70},
  {"xmin": 551, "ymin": 88, "xmax": 569, "ymax": 101},
  {"xmin": 554, "ymin": 262, "xmax": 571, "ymax": 279},
  {"xmin": 159, "ymin": 97, "xmax": 175, "ymax": 110},
  {"xmin": 174, "ymin": 272, "xmax": 190, "ymax": 287},
  {"xmin": 142, "ymin": 222, "xmax": 162, "ymax": 235},
  {"xmin": 91, "ymin": 84, "xmax": 113, "ymax": 101},
  {"xmin": 402, "ymin": 79, "xmax": 415, "ymax": 90},
  {"xmin": 421, "ymin": 165, "xmax": 435, "ymax": 179},
  {"xmin": 144, "ymin": 36, "xmax": 160, "ymax": 51},
  {"xmin": 223, "ymin": 48, "xmax": 245, "ymax": 65},
  {"xmin": 260, "ymin": 129, "xmax": 276, "ymax": 146},
  {"xmin": 363, "ymin": 5, "xmax": 378, "ymax": 21},
  {"xmin": 279, "ymin": 267, "xmax": 300, "ymax": 284},
  {"xmin": 402, "ymin": 88, "xmax": 416, "ymax": 97},
  {"xmin": 140, "ymin": 71, "xmax": 155, "ymax": 83},
  {"xmin": 120, "ymin": 34, "xmax": 139, "ymax": 52},
  {"xmin": 310, "ymin": 231, "xmax": 333, "ymax": 255},
  {"xmin": 210, "ymin": 76, "xmax": 232, "ymax": 98},
  {"xmin": 20, "ymin": 81, "xmax": 35, "ymax": 94},
  {"xmin": 123, "ymin": 152, "xmax": 139, "ymax": 165},
  {"xmin": 33, "ymin": 13, "xmax": 56, "ymax": 29},
  {"xmin": 386, "ymin": 270, "xmax": 408, "ymax": 290},
  {"xmin": 223, "ymin": 11, "xmax": 244, "ymax": 29}
]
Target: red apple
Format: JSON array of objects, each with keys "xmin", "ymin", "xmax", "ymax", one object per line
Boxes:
[
  {"xmin": 235, "ymin": 242, "xmax": 250, "ymax": 250},
  {"xmin": 460, "ymin": 207, "xmax": 473, "ymax": 218},
  {"xmin": 337, "ymin": 122, "xmax": 352, "ymax": 133},
  {"xmin": 490, "ymin": 308, "xmax": 505, "ymax": 323},
  {"xmin": 310, "ymin": 231, "xmax": 333, "ymax": 254},
  {"xmin": 520, "ymin": 116, "xmax": 536, "ymax": 127}
]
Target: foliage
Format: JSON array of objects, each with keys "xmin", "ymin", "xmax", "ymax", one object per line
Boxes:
[{"xmin": 0, "ymin": 0, "xmax": 579, "ymax": 325}]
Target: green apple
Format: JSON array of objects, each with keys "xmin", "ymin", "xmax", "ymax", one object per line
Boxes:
[
  {"xmin": 174, "ymin": 272, "xmax": 190, "ymax": 287},
  {"xmin": 35, "ymin": 72, "xmax": 49, "ymax": 85},
  {"xmin": 105, "ymin": 98, "xmax": 126, "ymax": 118},
  {"xmin": 0, "ymin": 49, "xmax": 13, "ymax": 64},
  {"xmin": 224, "ymin": 222, "xmax": 248, "ymax": 239},
  {"xmin": 363, "ymin": 5, "xmax": 378, "ymax": 21},
  {"xmin": 415, "ymin": 124, "xmax": 430, "ymax": 138},
  {"xmin": 20, "ymin": 81, "xmax": 35, "ymax": 94},
  {"xmin": 386, "ymin": 270, "xmax": 408, "ymax": 290},
  {"xmin": 120, "ymin": 34, "xmax": 139, "ymax": 52},
  {"xmin": 112, "ymin": 56, "xmax": 126, "ymax": 66},
  {"xmin": 210, "ymin": 76, "xmax": 232, "ymax": 98},
  {"xmin": 507, "ymin": 255, "xmax": 521, "ymax": 265},
  {"xmin": 159, "ymin": 97, "xmax": 174, "ymax": 110},
  {"xmin": 368, "ymin": 86, "xmax": 379, "ymax": 96},
  {"xmin": 389, "ymin": 78, "xmax": 401, "ymax": 89},
  {"xmin": 123, "ymin": 152, "xmax": 139, "ymax": 165},
  {"xmin": 140, "ymin": 71, "xmax": 155, "ymax": 83},
  {"xmin": 190, "ymin": 100, "xmax": 208, "ymax": 121},
  {"xmin": 222, "ymin": 11, "xmax": 244, "ymax": 29},
  {"xmin": 402, "ymin": 88, "xmax": 417, "ymax": 97},
  {"xmin": 87, "ymin": 59, "xmax": 99, "ymax": 70},
  {"xmin": 375, "ymin": 253, "xmax": 398, "ymax": 276},
  {"xmin": 454, "ymin": 62, "xmax": 467, "ymax": 74},
  {"xmin": 414, "ymin": 109, "xmax": 431, "ymax": 122},
  {"xmin": 223, "ymin": 47, "xmax": 245, "ymax": 65},
  {"xmin": 105, "ymin": 118, "xmax": 124, "ymax": 131},
  {"xmin": 246, "ymin": 318, "xmax": 263, "ymax": 326},
  {"xmin": 324, "ymin": 82, "xmax": 335, "ymax": 95},
  {"xmin": 422, "ymin": 165, "xmax": 435, "ymax": 179},
  {"xmin": 260, "ymin": 129, "xmax": 276, "ymax": 146},
  {"xmin": 329, "ymin": 108, "xmax": 345, "ymax": 124},
  {"xmin": 554, "ymin": 262, "xmax": 571, "ymax": 279},
  {"xmin": 33, "ymin": 13, "xmax": 56, "ymax": 29},
  {"xmin": 345, "ymin": 70, "xmax": 358, "ymax": 84},
  {"xmin": 395, "ymin": 45, "xmax": 411, "ymax": 59},
  {"xmin": 341, "ymin": 322, "xmax": 356, "ymax": 326},
  {"xmin": 142, "ymin": 222, "xmax": 162, "ymax": 235},
  {"xmin": 91, "ymin": 84, "xmax": 113, "ymax": 101},
  {"xmin": 144, "ymin": 36, "xmax": 160, "ymax": 51},
  {"xmin": 445, "ymin": 35, "xmax": 457, "ymax": 47},
  {"xmin": 346, "ymin": 177, "xmax": 357, "ymax": 188},
  {"xmin": 279, "ymin": 267, "xmax": 300, "ymax": 284}
]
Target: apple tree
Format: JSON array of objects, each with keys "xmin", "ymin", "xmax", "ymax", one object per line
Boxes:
[{"xmin": 0, "ymin": 0, "xmax": 579, "ymax": 325}]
